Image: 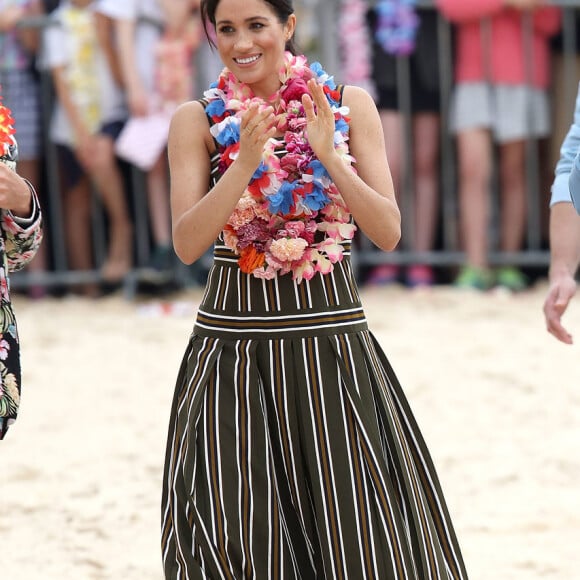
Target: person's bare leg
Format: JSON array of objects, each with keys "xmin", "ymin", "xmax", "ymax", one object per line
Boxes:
[
  {"xmin": 498, "ymin": 140, "xmax": 527, "ymax": 253},
  {"xmin": 142, "ymin": 154, "xmax": 173, "ymax": 273},
  {"xmin": 405, "ymin": 113, "xmax": 440, "ymax": 286},
  {"xmin": 412, "ymin": 113, "xmax": 440, "ymax": 254},
  {"xmin": 456, "ymin": 128, "xmax": 492, "ymax": 269},
  {"xmin": 63, "ymin": 177, "xmax": 98, "ymax": 297},
  {"xmin": 381, "ymin": 110, "xmax": 404, "ymax": 197},
  {"xmin": 147, "ymin": 154, "xmax": 171, "ymax": 248},
  {"xmin": 88, "ymin": 136, "xmax": 133, "ymax": 282}
]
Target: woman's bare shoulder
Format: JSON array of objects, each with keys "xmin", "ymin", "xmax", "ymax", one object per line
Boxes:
[
  {"xmin": 169, "ymin": 99, "xmax": 214, "ymax": 152},
  {"xmin": 171, "ymin": 99, "xmax": 210, "ymax": 128},
  {"xmin": 341, "ymin": 85, "xmax": 378, "ymax": 113}
]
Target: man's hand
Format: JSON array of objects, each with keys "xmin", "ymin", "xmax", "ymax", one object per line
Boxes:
[{"xmin": 543, "ymin": 272, "xmax": 577, "ymax": 344}]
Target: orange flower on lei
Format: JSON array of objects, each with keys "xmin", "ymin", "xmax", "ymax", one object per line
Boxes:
[
  {"xmin": 0, "ymin": 100, "xmax": 15, "ymax": 155},
  {"xmin": 238, "ymin": 246, "xmax": 266, "ymax": 274}
]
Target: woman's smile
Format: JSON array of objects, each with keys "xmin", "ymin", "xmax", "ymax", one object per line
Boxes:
[{"xmin": 233, "ymin": 54, "xmax": 262, "ymax": 66}]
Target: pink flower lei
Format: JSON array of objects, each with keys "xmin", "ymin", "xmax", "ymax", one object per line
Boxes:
[{"xmin": 204, "ymin": 52, "xmax": 357, "ymax": 283}]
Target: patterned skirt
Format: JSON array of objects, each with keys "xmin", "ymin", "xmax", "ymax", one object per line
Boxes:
[{"xmin": 161, "ymin": 243, "xmax": 468, "ymax": 579}]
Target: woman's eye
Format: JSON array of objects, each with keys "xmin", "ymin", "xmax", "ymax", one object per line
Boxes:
[
  {"xmin": 218, "ymin": 25, "xmax": 234, "ymax": 34},
  {"xmin": 250, "ymin": 22, "xmax": 264, "ymax": 30}
]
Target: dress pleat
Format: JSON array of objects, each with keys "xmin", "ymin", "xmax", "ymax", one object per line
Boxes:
[{"xmin": 161, "ymin": 244, "xmax": 468, "ymax": 579}]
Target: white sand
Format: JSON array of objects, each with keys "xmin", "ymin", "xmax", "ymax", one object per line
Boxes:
[{"xmin": 2, "ymin": 283, "xmax": 580, "ymax": 579}]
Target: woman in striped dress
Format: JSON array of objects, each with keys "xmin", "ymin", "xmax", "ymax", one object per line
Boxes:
[{"xmin": 161, "ymin": 0, "xmax": 468, "ymax": 577}]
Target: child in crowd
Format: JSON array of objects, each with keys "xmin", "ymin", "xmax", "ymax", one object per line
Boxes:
[
  {"xmin": 366, "ymin": 0, "xmax": 442, "ymax": 287},
  {"xmin": 95, "ymin": 0, "xmax": 200, "ymax": 277},
  {"xmin": 338, "ymin": 0, "xmax": 442, "ymax": 288},
  {"xmin": 437, "ymin": 0, "xmax": 561, "ymax": 291},
  {"xmin": 43, "ymin": 0, "xmax": 133, "ymax": 292}
]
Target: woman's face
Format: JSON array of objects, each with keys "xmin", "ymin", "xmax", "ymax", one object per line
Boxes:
[{"xmin": 214, "ymin": 0, "xmax": 295, "ymax": 98}]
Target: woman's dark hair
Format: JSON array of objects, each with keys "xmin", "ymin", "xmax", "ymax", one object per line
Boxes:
[{"xmin": 200, "ymin": 0, "xmax": 298, "ymax": 55}]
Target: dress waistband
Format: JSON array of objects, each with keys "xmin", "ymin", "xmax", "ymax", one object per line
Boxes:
[{"xmin": 194, "ymin": 305, "xmax": 368, "ymax": 339}]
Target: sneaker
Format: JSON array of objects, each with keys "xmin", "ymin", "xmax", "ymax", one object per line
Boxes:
[
  {"xmin": 406, "ymin": 264, "xmax": 434, "ymax": 288},
  {"xmin": 366, "ymin": 264, "xmax": 400, "ymax": 286},
  {"xmin": 495, "ymin": 266, "xmax": 528, "ymax": 292},
  {"xmin": 454, "ymin": 266, "xmax": 494, "ymax": 291}
]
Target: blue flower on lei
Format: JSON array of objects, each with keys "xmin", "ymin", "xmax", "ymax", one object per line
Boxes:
[
  {"xmin": 335, "ymin": 117, "xmax": 349, "ymax": 135},
  {"xmin": 252, "ymin": 161, "xmax": 268, "ymax": 180},
  {"xmin": 309, "ymin": 159, "xmax": 330, "ymax": 181},
  {"xmin": 268, "ymin": 181, "xmax": 297, "ymax": 215},
  {"xmin": 213, "ymin": 116, "xmax": 240, "ymax": 147},
  {"xmin": 310, "ymin": 62, "xmax": 335, "ymax": 90},
  {"xmin": 206, "ymin": 98, "xmax": 226, "ymax": 119},
  {"xmin": 304, "ymin": 181, "xmax": 329, "ymax": 211}
]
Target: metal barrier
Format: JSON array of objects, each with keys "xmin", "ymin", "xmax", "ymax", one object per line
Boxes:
[{"xmin": 8, "ymin": 2, "xmax": 580, "ymax": 295}]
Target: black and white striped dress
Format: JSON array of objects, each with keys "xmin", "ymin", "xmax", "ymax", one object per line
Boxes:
[{"xmin": 161, "ymin": 108, "xmax": 468, "ymax": 580}]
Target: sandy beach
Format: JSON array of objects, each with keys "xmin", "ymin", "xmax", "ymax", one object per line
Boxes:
[{"xmin": 2, "ymin": 282, "xmax": 580, "ymax": 579}]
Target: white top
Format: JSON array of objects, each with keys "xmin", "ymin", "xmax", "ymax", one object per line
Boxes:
[
  {"xmin": 95, "ymin": 0, "xmax": 165, "ymax": 92},
  {"xmin": 43, "ymin": 2, "xmax": 127, "ymax": 146},
  {"xmin": 95, "ymin": 0, "xmax": 164, "ymax": 22}
]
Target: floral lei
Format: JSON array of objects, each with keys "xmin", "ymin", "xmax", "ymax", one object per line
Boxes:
[{"xmin": 204, "ymin": 52, "xmax": 357, "ymax": 283}]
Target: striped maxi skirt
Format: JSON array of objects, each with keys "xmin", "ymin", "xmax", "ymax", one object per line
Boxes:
[{"xmin": 161, "ymin": 244, "xmax": 468, "ymax": 579}]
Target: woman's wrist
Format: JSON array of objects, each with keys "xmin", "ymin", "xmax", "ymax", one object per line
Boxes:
[
  {"xmin": 10, "ymin": 178, "xmax": 35, "ymax": 219},
  {"xmin": 230, "ymin": 155, "xmax": 262, "ymax": 184},
  {"xmin": 319, "ymin": 150, "xmax": 348, "ymax": 175}
]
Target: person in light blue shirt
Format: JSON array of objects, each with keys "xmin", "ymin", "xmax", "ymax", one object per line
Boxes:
[{"xmin": 544, "ymin": 82, "xmax": 580, "ymax": 343}]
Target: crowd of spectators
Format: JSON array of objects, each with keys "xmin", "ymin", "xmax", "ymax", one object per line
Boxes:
[
  {"xmin": 0, "ymin": 0, "xmax": 575, "ymax": 297},
  {"xmin": 1, "ymin": 0, "xmax": 205, "ymax": 297}
]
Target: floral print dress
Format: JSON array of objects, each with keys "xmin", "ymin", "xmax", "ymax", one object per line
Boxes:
[{"xmin": 0, "ymin": 136, "xmax": 43, "ymax": 439}]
